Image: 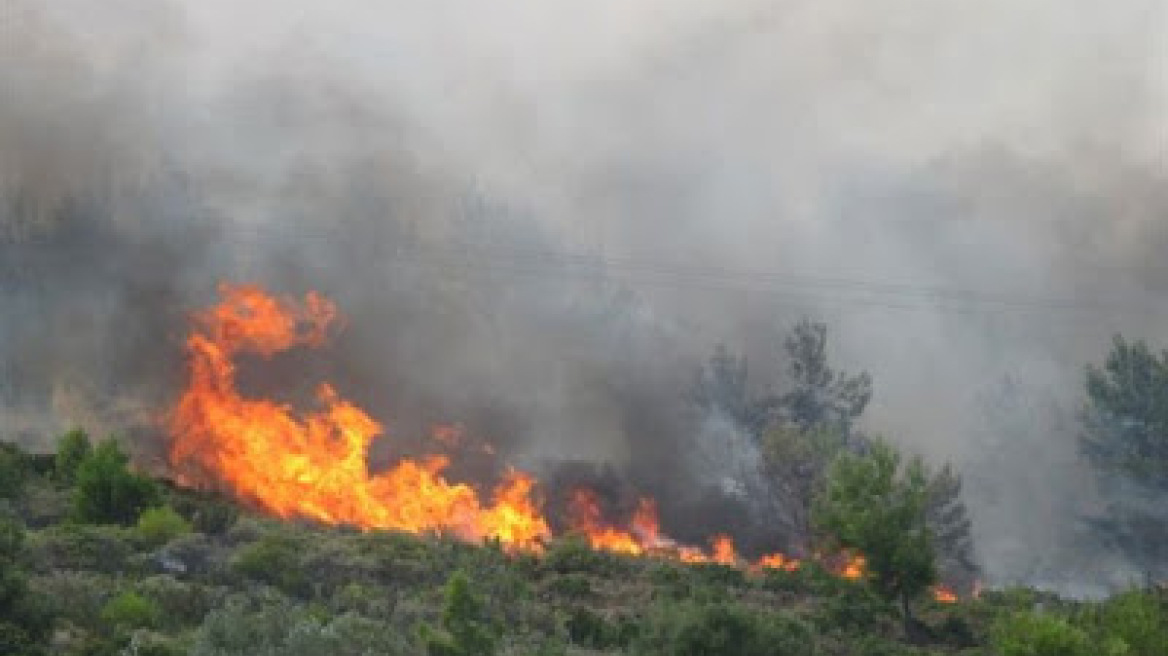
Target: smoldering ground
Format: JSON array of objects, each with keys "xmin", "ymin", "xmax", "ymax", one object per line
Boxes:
[{"xmin": 1, "ymin": 0, "xmax": 1166, "ymax": 591}]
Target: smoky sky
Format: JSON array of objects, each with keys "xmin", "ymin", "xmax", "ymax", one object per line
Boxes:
[{"xmin": 2, "ymin": 0, "xmax": 1166, "ymax": 589}]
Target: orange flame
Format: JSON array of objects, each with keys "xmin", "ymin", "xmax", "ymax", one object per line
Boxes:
[
  {"xmin": 166, "ymin": 284, "xmax": 963, "ymax": 598},
  {"xmin": 755, "ymin": 552, "xmax": 801, "ymax": 572},
  {"xmin": 567, "ymin": 488, "xmax": 647, "ymax": 555},
  {"xmin": 932, "ymin": 585, "xmax": 959, "ymax": 604},
  {"xmin": 168, "ymin": 284, "xmax": 550, "ymax": 550},
  {"xmin": 839, "ymin": 552, "xmax": 867, "ymax": 580}
]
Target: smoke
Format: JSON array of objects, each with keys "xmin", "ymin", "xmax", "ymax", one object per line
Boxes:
[{"xmin": 2, "ymin": 0, "xmax": 1166, "ymax": 588}]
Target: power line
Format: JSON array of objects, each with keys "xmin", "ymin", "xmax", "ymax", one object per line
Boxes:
[{"xmin": 217, "ymin": 225, "xmax": 1163, "ymax": 320}]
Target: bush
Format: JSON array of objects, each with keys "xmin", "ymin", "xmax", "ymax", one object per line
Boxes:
[
  {"xmin": 420, "ymin": 570, "xmax": 500, "ymax": 656},
  {"xmin": 1079, "ymin": 589, "xmax": 1168, "ymax": 656},
  {"xmin": 134, "ymin": 506, "xmax": 192, "ymax": 548},
  {"xmin": 634, "ymin": 601, "xmax": 815, "ymax": 656},
  {"xmin": 135, "ymin": 575, "xmax": 221, "ymax": 629},
  {"xmin": 542, "ymin": 536, "xmax": 627, "ymax": 577},
  {"xmin": 32, "ymin": 570, "xmax": 115, "ymax": 627},
  {"xmin": 27, "ymin": 523, "xmax": 133, "ymax": 573},
  {"xmin": 71, "ymin": 439, "xmax": 160, "ymax": 526},
  {"xmin": 191, "ymin": 595, "xmax": 410, "ymax": 656},
  {"xmin": 0, "ymin": 444, "xmax": 28, "ymax": 500},
  {"xmin": 992, "ymin": 610, "xmax": 1113, "ymax": 656},
  {"xmin": 55, "ymin": 429, "xmax": 92, "ymax": 484},
  {"xmin": 101, "ymin": 590, "xmax": 160, "ymax": 630},
  {"xmin": 231, "ymin": 534, "xmax": 309, "ymax": 596}
]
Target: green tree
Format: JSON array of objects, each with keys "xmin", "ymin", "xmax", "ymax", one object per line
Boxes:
[
  {"xmin": 71, "ymin": 438, "xmax": 161, "ymax": 525},
  {"xmin": 54, "ymin": 428, "xmax": 92, "ymax": 484},
  {"xmin": 421, "ymin": 570, "xmax": 499, "ymax": 656},
  {"xmin": 813, "ymin": 440, "xmax": 936, "ymax": 627},
  {"xmin": 1079, "ymin": 335, "xmax": 1168, "ymax": 579}
]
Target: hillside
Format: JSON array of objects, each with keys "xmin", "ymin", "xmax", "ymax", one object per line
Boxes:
[{"xmin": 1, "ymin": 437, "xmax": 1164, "ymax": 656}]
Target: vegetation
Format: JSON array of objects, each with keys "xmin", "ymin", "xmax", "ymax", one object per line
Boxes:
[
  {"xmin": 1079, "ymin": 334, "xmax": 1168, "ymax": 580},
  {"xmin": 71, "ymin": 437, "xmax": 161, "ymax": 525},
  {"xmin": 0, "ymin": 431, "xmax": 1159, "ymax": 655},
  {"xmin": 813, "ymin": 439, "xmax": 936, "ymax": 627}
]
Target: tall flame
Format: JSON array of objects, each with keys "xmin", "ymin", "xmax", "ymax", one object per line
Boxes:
[
  {"xmin": 167, "ymin": 284, "xmax": 961, "ymax": 600},
  {"xmin": 168, "ymin": 284, "xmax": 550, "ymax": 550}
]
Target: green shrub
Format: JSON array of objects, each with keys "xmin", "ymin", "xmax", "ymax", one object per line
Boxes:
[
  {"xmin": 814, "ymin": 581, "xmax": 896, "ymax": 635},
  {"xmin": 135, "ymin": 575, "xmax": 220, "ymax": 629},
  {"xmin": 32, "ymin": 570, "xmax": 115, "ymax": 627},
  {"xmin": 545, "ymin": 572, "xmax": 593, "ymax": 599},
  {"xmin": 191, "ymin": 595, "xmax": 409, "ymax": 656},
  {"xmin": 27, "ymin": 523, "xmax": 133, "ymax": 573},
  {"xmin": 420, "ymin": 570, "xmax": 500, "ymax": 656},
  {"xmin": 542, "ymin": 536, "xmax": 628, "ymax": 577},
  {"xmin": 565, "ymin": 606, "xmax": 615, "ymax": 649},
  {"xmin": 1080, "ymin": 589, "xmax": 1168, "ymax": 656},
  {"xmin": 71, "ymin": 439, "xmax": 160, "ymax": 525},
  {"xmin": 231, "ymin": 534, "xmax": 309, "ymax": 596},
  {"xmin": 55, "ymin": 429, "xmax": 92, "ymax": 484},
  {"xmin": 634, "ymin": 601, "xmax": 816, "ymax": 656},
  {"xmin": 0, "ymin": 444, "xmax": 28, "ymax": 500},
  {"xmin": 134, "ymin": 506, "xmax": 192, "ymax": 548},
  {"xmin": 100, "ymin": 590, "xmax": 160, "ymax": 630},
  {"xmin": 992, "ymin": 610, "xmax": 1113, "ymax": 656}
]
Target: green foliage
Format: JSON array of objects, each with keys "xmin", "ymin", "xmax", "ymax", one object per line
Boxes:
[
  {"xmin": 134, "ymin": 575, "xmax": 219, "ymax": 629},
  {"xmin": 100, "ymin": 590, "xmax": 160, "ymax": 630},
  {"xmin": 543, "ymin": 535, "xmax": 627, "ymax": 577},
  {"xmin": 191, "ymin": 595, "xmax": 409, "ymax": 656},
  {"xmin": 71, "ymin": 439, "xmax": 161, "ymax": 526},
  {"xmin": 813, "ymin": 440, "xmax": 936, "ymax": 617},
  {"xmin": 231, "ymin": 534, "xmax": 309, "ymax": 596},
  {"xmin": 1077, "ymin": 589, "xmax": 1168, "ymax": 656},
  {"xmin": 28, "ymin": 523, "xmax": 133, "ymax": 573},
  {"xmin": 134, "ymin": 506, "xmax": 192, "ymax": 548},
  {"xmin": 991, "ymin": 610, "xmax": 1113, "ymax": 656},
  {"xmin": 634, "ymin": 601, "xmax": 815, "ymax": 656},
  {"xmin": 0, "ymin": 510, "xmax": 28, "ymax": 616},
  {"xmin": 421, "ymin": 570, "xmax": 500, "ymax": 656},
  {"xmin": 814, "ymin": 580, "xmax": 896, "ymax": 635},
  {"xmin": 0, "ymin": 443, "xmax": 29, "ymax": 500},
  {"xmin": 55, "ymin": 429, "xmax": 92, "ymax": 484}
]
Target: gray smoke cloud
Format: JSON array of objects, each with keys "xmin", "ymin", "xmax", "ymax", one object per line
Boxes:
[{"xmin": 2, "ymin": 0, "xmax": 1165, "ymax": 590}]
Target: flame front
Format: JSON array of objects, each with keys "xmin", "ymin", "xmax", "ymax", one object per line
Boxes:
[
  {"xmin": 167, "ymin": 284, "xmax": 961, "ymax": 599},
  {"xmin": 168, "ymin": 284, "xmax": 550, "ymax": 550}
]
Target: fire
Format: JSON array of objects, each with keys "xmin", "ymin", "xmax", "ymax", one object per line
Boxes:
[
  {"xmin": 567, "ymin": 488, "xmax": 647, "ymax": 555},
  {"xmin": 755, "ymin": 552, "xmax": 801, "ymax": 572},
  {"xmin": 166, "ymin": 284, "xmax": 962, "ymax": 600},
  {"xmin": 932, "ymin": 585, "xmax": 959, "ymax": 604},
  {"xmin": 168, "ymin": 284, "xmax": 550, "ymax": 550},
  {"xmin": 838, "ymin": 552, "xmax": 867, "ymax": 580}
]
